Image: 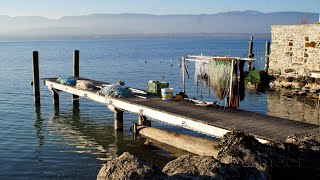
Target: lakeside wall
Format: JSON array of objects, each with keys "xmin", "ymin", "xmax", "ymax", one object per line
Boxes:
[{"xmin": 269, "ymin": 24, "xmax": 320, "ymax": 77}]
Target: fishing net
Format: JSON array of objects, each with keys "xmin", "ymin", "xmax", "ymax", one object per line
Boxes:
[
  {"xmin": 195, "ymin": 60, "xmax": 232, "ymax": 100},
  {"xmin": 76, "ymin": 80, "xmax": 97, "ymax": 90},
  {"xmin": 99, "ymin": 85, "xmax": 131, "ymax": 98},
  {"xmin": 56, "ymin": 76, "xmax": 77, "ymax": 85},
  {"xmin": 209, "ymin": 60, "xmax": 232, "ymax": 100},
  {"xmin": 195, "ymin": 61, "xmax": 210, "ymax": 93}
]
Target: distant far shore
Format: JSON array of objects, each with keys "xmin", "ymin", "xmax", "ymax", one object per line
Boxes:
[{"xmin": 0, "ymin": 33, "xmax": 271, "ymax": 41}]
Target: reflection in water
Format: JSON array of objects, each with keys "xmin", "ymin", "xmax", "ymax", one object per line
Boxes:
[
  {"xmin": 72, "ymin": 101, "xmax": 80, "ymax": 120},
  {"xmin": 45, "ymin": 102, "xmax": 181, "ymax": 169},
  {"xmin": 267, "ymin": 91, "xmax": 320, "ymax": 125},
  {"xmin": 34, "ymin": 104, "xmax": 44, "ymax": 146},
  {"xmin": 49, "ymin": 104, "xmax": 112, "ymax": 161}
]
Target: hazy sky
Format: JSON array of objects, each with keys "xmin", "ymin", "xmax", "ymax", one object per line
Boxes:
[{"xmin": 0, "ymin": 0, "xmax": 319, "ymax": 19}]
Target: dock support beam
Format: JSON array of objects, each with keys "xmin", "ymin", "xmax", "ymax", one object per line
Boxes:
[
  {"xmin": 114, "ymin": 110, "xmax": 124, "ymax": 131},
  {"xmin": 247, "ymin": 36, "xmax": 254, "ymax": 71},
  {"xmin": 73, "ymin": 50, "xmax": 80, "ymax": 102},
  {"xmin": 32, "ymin": 51, "xmax": 40, "ymax": 104},
  {"xmin": 52, "ymin": 88, "xmax": 59, "ymax": 106},
  {"xmin": 264, "ymin": 41, "xmax": 270, "ymax": 73},
  {"xmin": 138, "ymin": 114, "xmax": 151, "ymax": 127},
  {"xmin": 108, "ymin": 105, "xmax": 124, "ymax": 131}
]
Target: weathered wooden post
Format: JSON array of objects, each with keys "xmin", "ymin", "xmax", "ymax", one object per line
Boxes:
[
  {"xmin": 114, "ymin": 109, "xmax": 124, "ymax": 131},
  {"xmin": 108, "ymin": 105, "xmax": 124, "ymax": 131},
  {"xmin": 52, "ymin": 88, "xmax": 59, "ymax": 106},
  {"xmin": 182, "ymin": 56, "xmax": 186, "ymax": 94},
  {"xmin": 138, "ymin": 114, "xmax": 151, "ymax": 127},
  {"xmin": 239, "ymin": 60, "xmax": 245, "ymax": 101},
  {"xmin": 32, "ymin": 51, "xmax": 41, "ymax": 104},
  {"xmin": 264, "ymin": 41, "xmax": 270, "ymax": 73},
  {"xmin": 73, "ymin": 50, "xmax": 80, "ymax": 102},
  {"xmin": 248, "ymin": 36, "xmax": 254, "ymax": 71},
  {"xmin": 228, "ymin": 60, "xmax": 239, "ymax": 108}
]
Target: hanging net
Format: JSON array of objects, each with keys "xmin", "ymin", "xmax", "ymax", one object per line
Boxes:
[{"xmin": 195, "ymin": 60, "xmax": 232, "ymax": 100}]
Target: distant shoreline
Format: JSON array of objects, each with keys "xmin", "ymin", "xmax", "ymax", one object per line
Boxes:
[{"xmin": 0, "ymin": 33, "xmax": 271, "ymax": 42}]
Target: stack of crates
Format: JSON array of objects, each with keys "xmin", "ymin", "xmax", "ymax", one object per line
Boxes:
[{"xmin": 147, "ymin": 80, "xmax": 169, "ymax": 96}]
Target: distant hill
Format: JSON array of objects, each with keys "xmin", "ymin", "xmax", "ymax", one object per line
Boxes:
[{"xmin": 0, "ymin": 11, "xmax": 318, "ymax": 40}]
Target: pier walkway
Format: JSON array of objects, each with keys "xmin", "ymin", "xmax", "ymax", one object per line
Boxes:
[{"xmin": 44, "ymin": 77, "xmax": 319, "ymax": 143}]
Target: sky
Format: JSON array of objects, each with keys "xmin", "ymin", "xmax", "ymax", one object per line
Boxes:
[{"xmin": 0, "ymin": 0, "xmax": 319, "ymax": 19}]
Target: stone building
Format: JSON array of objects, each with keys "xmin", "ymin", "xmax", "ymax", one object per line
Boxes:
[{"xmin": 269, "ymin": 24, "xmax": 320, "ymax": 78}]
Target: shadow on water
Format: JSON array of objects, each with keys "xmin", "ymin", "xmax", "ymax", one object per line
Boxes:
[{"xmin": 46, "ymin": 101, "xmax": 179, "ymax": 169}]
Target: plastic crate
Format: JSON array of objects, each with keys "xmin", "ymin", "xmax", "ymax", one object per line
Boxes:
[{"xmin": 147, "ymin": 80, "xmax": 169, "ymax": 95}]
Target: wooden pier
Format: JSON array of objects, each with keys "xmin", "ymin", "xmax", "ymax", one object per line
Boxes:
[{"xmin": 43, "ymin": 77, "xmax": 319, "ymax": 143}]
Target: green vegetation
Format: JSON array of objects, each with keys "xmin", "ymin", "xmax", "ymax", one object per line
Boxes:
[{"xmin": 244, "ymin": 70, "xmax": 260, "ymax": 86}]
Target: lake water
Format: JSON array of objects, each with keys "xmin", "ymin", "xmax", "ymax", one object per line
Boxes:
[{"xmin": 0, "ymin": 39, "xmax": 319, "ymax": 179}]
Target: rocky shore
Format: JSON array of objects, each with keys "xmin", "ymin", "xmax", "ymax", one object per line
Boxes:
[
  {"xmin": 268, "ymin": 75, "xmax": 320, "ymax": 100},
  {"xmin": 97, "ymin": 130, "xmax": 320, "ymax": 180}
]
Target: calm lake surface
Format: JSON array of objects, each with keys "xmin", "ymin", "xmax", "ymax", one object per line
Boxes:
[{"xmin": 0, "ymin": 39, "xmax": 319, "ymax": 179}]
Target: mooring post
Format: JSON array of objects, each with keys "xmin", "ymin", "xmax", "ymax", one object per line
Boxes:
[
  {"xmin": 248, "ymin": 36, "xmax": 254, "ymax": 71},
  {"xmin": 182, "ymin": 56, "xmax": 186, "ymax": 94},
  {"xmin": 114, "ymin": 109, "xmax": 124, "ymax": 131},
  {"xmin": 239, "ymin": 60, "xmax": 245, "ymax": 101},
  {"xmin": 32, "ymin": 51, "xmax": 40, "ymax": 104},
  {"xmin": 73, "ymin": 50, "xmax": 80, "ymax": 102},
  {"xmin": 264, "ymin": 41, "xmax": 270, "ymax": 73}
]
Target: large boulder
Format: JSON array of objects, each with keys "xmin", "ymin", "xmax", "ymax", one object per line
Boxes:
[
  {"xmin": 217, "ymin": 131, "xmax": 271, "ymax": 180},
  {"xmin": 216, "ymin": 131, "xmax": 307, "ymax": 180},
  {"xmin": 285, "ymin": 128, "xmax": 320, "ymax": 152},
  {"xmin": 97, "ymin": 152, "xmax": 165, "ymax": 180},
  {"xmin": 162, "ymin": 155, "xmax": 242, "ymax": 180}
]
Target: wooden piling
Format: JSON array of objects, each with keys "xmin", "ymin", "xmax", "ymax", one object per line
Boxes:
[
  {"xmin": 138, "ymin": 114, "xmax": 151, "ymax": 127},
  {"xmin": 248, "ymin": 36, "xmax": 254, "ymax": 71},
  {"xmin": 228, "ymin": 60, "xmax": 239, "ymax": 108},
  {"xmin": 114, "ymin": 109, "xmax": 124, "ymax": 131},
  {"xmin": 239, "ymin": 61, "xmax": 245, "ymax": 101},
  {"xmin": 52, "ymin": 88, "xmax": 59, "ymax": 106},
  {"xmin": 107, "ymin": 105, "xmax": 123, "ymax": 130},
  {"xmin": 264, "ymin": 41, "xmax": 270, "ymax": 73},
  {"xmin": 182, "ymin": 56, "xmax": 186, "ymax": 94},
  {"xmin": 32, "ymin": 51, "xmax": 40, "ymax": 104},
  {"xmin": 73, "ymin": 50, "xmax": 80, "ymax": 101}
]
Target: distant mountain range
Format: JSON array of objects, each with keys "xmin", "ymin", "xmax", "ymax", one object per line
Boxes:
[{"xmin": 0, "ymin": 11, "xmax": 318, "ymax": 40}]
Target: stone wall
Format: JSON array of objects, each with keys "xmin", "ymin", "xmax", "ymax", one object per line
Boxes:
[{"xmin": 269, "ymin": 24, "xmax": 320, "ymax": 78}]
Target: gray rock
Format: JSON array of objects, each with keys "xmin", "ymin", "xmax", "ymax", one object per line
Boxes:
[
  {"xmin": 216, "ymin": 131, "xmax": 304, "ymax": 180},
  {"xmin": 217, "ymin": 131, "xmax": 270, "ymax": 173},
  {"xmin": 286, "ymin": 129, "xmax": 320, "ymax": 152},
  {"xmin": 97, "ymin": 152, "xmax": 165, "ymax": 180},
  {"xmin": 162, "ymin": 155, "xmax": 243, "ymax": 180}
]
